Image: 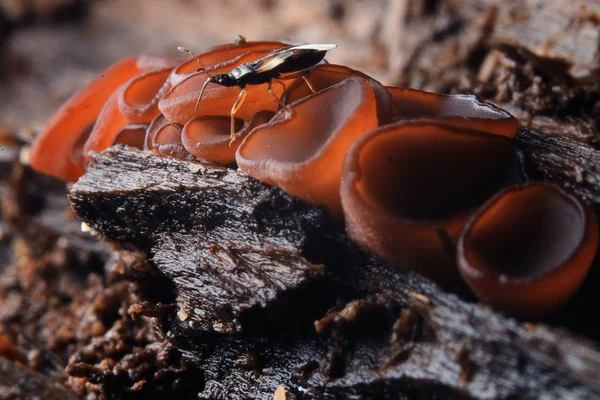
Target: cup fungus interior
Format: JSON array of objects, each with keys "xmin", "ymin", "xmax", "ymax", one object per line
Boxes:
[
  {"xmin": 182, "ymin": 111, "xmax": 273, "ymax": 165},
  {"xmin": 353, "ymin": 123, "xmax": 525, "ymax": 221},
  {"xmin": 155, "ymin": 124, "xmax": 183, "ymax": 146},
  {"xmin": 237, "ymin": 76, "xmax": 387, "ymax": 215},
  {"xmin": 120, "ymin": 68, "xmax": 172, "ymax": 121},
  {"xmin": 458, "ymin": 183, "xmax": 598, "ymax": 316},
  {"xmin": 153, "ymin": 122, "xmax": 187, "ymax": 158},
  {"xmin": 240, "ymin": 77, "xmax": 382, "ymax": 165},
  {"xmin": 70, "ymin": 122, "xmax": 96, "ymax": 168},
  {"xmin": 113, "ymin": 124, "xmax": 148, "ymax": 149},
  {"xmin": 464, "ymin": 185, "xmax": 589, "ymax": 279},
  {"xmin": 184, "ymin": 116, "xmax": 240, "ymax": 146},
  {"xmin": 145, "ymin": 112, "xmax": 186, "ymax": 158}
]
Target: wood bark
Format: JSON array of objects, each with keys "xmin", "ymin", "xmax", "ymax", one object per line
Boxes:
[{"xmin": 69, "ymin": 147, "xmax": 600, "ymax": 399}]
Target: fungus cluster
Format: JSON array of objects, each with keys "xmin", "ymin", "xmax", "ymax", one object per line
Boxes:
[{"xmin": 29, "ymin": 41, "xmax": 598, "ymax": 317}]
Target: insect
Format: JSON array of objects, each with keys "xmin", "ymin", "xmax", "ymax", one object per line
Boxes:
[{"xmin": 190, "ymin": 43, "xmax": 337, "ymax": 144}]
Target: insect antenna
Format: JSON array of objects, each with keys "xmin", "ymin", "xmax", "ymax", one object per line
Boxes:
[{"xmin": 177, "ymin": 46, "xmax": 206, "ymax": 71}]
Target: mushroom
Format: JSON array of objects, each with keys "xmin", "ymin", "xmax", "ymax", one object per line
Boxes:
[
  {"xmin": 85, "ymin": 69, "xmax": 172, "ymax": 160},
  {"xmin": 457, "ymin": 183, "xmax": 598, "ymax": 317},
  {"xmin": 30, "ymin": 57, "xmax": 146, "ymax": 181},
  {"xmin": 69, "ymin": 122, "xmax": 95, "ymax": 169},
  {"xmin": 388, "ymin": 87, "xmax": 518, "ymax": 138},
  {"xmin": 340, "ymin": 121, "xmax": 525, "ymax": 280},
  {"xmin": 112, "ymin": 124, "xmax": 148, "ymax": 150},
  {"xmin": 82, "ymin": 89, "xmax": 130, "ymax": 160},
  {"xmin": 182, "ymin": 111, "xmax": 274, "ymax": 165},
  {"xmin": 145, "ymin": 113, "xmax": 187, "ymax": 158},
  {"xmin": 237, "ymin": 76, "xmax": 392, "ymax": 216},
  {"xmin": 118, "ymin": 68, "xmax": 173, "ymax": 123}
]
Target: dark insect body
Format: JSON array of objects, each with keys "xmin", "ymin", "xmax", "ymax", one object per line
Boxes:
[{"xmin": 194, "ymin": 43, "xmax": 337, "ymax": 144}]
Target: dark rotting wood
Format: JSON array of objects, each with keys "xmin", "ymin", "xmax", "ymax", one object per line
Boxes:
[{"xmin": 69, "ymin": 147, "xmax": 600, "ymax": 399}]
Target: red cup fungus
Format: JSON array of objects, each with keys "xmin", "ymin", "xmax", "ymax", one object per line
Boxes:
[
  {"xmin": 182, "ymin": 111, "xmax": 274, "ymax": 165},
  {"xmin": 236, "ymin": 76, "xmax": 392, "ymax": 216},
  {"xmin": 30, "ymin": 57, "xmax": 146, "ymax": 181},
  {"xmin": 340, "ymin": 121, "xmax": 525, "ymax": 279},
  {"xmin": 119, "ymin": 68, "xmax": 173, "ymax": 123},
  {"xmin": 280, "ymin": 64, "xmax": 370, "ymax": 105},
  {"xmin": 457, "ymin": 183, "xmax": 598, "ymax": 317},
  {"xmin": 29, "ymin": 39, "xmax": 599, "ymax": 318},
  {"xmin": 145, "ymin": 113, "xmax": 186, "ymax": 158},
  {"xmin": 112, "ymin": 124, "xmax": 148, "ymax": 150}
]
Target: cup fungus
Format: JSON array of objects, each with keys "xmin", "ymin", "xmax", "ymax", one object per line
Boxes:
[
  {"xmin": 388, "ymin": 87, "xmax": 518, "ymax": 138},
  {"xmin": 83, "ymin": 89, "xmax": 131, "ymax": 159},
  {"xmin": 112, "ymin": 124, "xmax": 148, "ymax": 150},
  {"xmin": 119, "ymin": 68, "xmax": 173, "ymax": 123},
  {"xmin": 86, "ymin": 71, "xmax": 171, "ymax": 160},
  {"xmin": 30, "ymin": 40, "xmax": 599, "ymax": 318},
  {"xmin": 237, "ymin": 76, "xmax": 392, "ymax": 216},
  {"xmin": 182, "ymin": 111, "xmax": 274, "ymax": 165},
  {"xmin": 457, "ymin": 183, "xmax": 598, "ymax": 317},
  {"xmin": 30, "ymin": 57, "xmax": 146, "ymax": 181},
  {"xmin": 340, "ymin": 121, "xmax": 525, "ymax": 279},
  {"xmin": 69, "ymin": 122, "xmax": 96, "ymax": 168},
  {"xmin": 145, "ymin": 113, "xmax": 186, "ymax": 158}
]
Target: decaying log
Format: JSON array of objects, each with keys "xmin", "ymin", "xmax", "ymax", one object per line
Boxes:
[
  {"xmin": 70, "ymin": 147, "xmax": 600, "ymax": 399},
  {"xmin": 516, "ymin": 127, "xmax": 600, "ymax": 208},
  {"xmin": 381, "ymin": 0, "xmax": 600, "ymax": 145},
  {"xmin": 383, "ymin": 0, "xmax": 599, "ymax": 84}
]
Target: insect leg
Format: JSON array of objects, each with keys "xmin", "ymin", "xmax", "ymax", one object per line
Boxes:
[
  {"xmin": 230, "ymin": 88, "xmax": 247, "ymax": 145},
  {"xmin": 268, "ymin": 80, "xmax": 293, "ymax": 116},
  {"xmin": 195, "ymin": 78, "xmax": 212, "ymax": 112},
  {"xmin": 279, "ymin": 70, "xmax": 317, "ymax": 94},
  {"xmin": 302, "ymin": 76, "xmax": 316, "ymax": 94}
]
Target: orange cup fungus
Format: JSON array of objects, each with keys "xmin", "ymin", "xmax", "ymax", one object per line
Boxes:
[
  {"xmin": 29, "ymin": 40, "xmax": 599, "ymax": 316},
  {"xmin": 30, "ymin": 57, "xmax": 146, "ymax": 181},
  {"xmin": 458, "ymin": 183, "xmax": 598, "ymax": 317},
  {"xmin": 237, "ymin": 76, "xmax": 392, "ymax": 216},
  {"xmin": 183, "ymin": 111, "xmax": 274, "ymax": 165},
  {"xmin": 145, "ymin": 114, "xmax": 187, "ymax": 158},
  {"xmin": 340, "ymin": 121, "xmax": 525, "ymax": 280}
]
